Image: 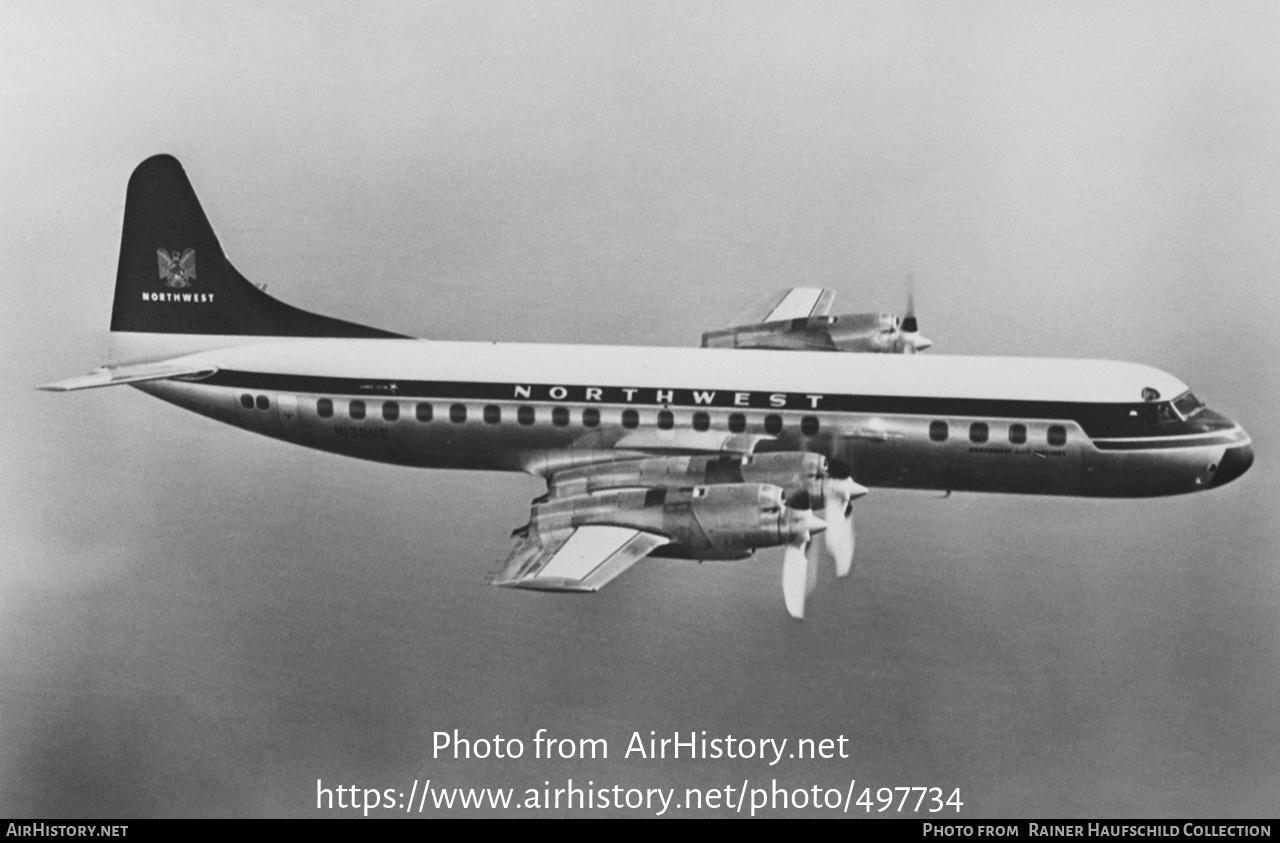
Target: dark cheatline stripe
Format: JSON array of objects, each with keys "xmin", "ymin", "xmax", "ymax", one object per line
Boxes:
[
  {"xmin": 201, "ymin": 370, "xmax": 1238, "ymax": 440},
  {"xmin": 1091, "ymin": 433, "xmax": 1244, "ymax": 451}
]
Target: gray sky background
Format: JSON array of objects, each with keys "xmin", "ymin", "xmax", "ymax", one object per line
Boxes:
[{"xmin": 2, "ymin": 1, "xmax": 1278, "ymax": 817}]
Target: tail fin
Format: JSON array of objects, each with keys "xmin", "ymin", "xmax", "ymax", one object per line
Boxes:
[{"xmin": 110, "ymin": 154, "xmax": 403, "ymax": 341}]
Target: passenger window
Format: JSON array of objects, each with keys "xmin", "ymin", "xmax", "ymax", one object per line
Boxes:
[
  {"xmin": 317, "ymin": 398, "xmax": 333, "ymax": 418},
  {"xmin": 693, "ymin": 412, "xmax": 710, "ymax": 432},
  {"xmin": 240, "ymin": 394, "xmax": 254, "ymax": 410},
  {"xmin": 255, "ymin": 395, "xmax": 269, "ymax": 411},
  {"xmin": 1048, "ymin": 425, "xmax": 1067, "ymax": 446},
  {"xmin": 622, "ymin": 409, "xmax": 640, "ymax": 429},
  {"xmin": 582, "ymin": 408, "xmax": 600, "ymax": 428},
  {"xmin": 657, "ymin": 410, "xmax": 674, "ymax": 430},
  {"xmin": 517, "ymin": 406, "xmax": 535, "ymax": 426},
  {"xmin": 801, "ymin": 416, "xmax": 819, "ymax": 436},
  {"xmin": 449, "ymin": 403, "xmax": 466, "ymax": 423},
  {"xmin": 764, "ymin": 415, "xmax": 782, "ymax": 435},
  {"xmin": 383, "ymin": 402, "xmax": 399, "ymax": 421},
  {"xmin": 969, "ymin": 422, "xmax": 988, "ymax": 444},
  {"xmin": 929, "ymin": 420, "xmax": 948, "ymax": 442},
  {"xmin": 552, "ymin": 407, "xmax": 569, "ymax": 427},
  {"xmin": 415, "ymin": 402, "xmax": 433, "ymax": 422},
  {"xmin": 484, "ymin": 405, "xmax": 500, "ymax": 424},
  {"xmin": 728, "ymin": 413, "xmax": 746, "ymax": 433},
  {"xmin": 1008, "ymin": 423, "xmax": 1026, "ymax": 445},
  {"xmin": 349, "ymin": 400, "xmax": 366, "ymax": 420}
]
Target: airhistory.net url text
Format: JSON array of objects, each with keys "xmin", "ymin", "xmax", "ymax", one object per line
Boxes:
[{"xmin": 316, "ymin": 778, "xmax": 964, "ymax": 816}]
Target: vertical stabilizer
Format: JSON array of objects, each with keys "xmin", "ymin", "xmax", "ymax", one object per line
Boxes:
[{"xmin": 110, "ymin": 154, "xmax": 403, "ymax": 343}]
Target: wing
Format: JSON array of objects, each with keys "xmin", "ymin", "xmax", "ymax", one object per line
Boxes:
[
  {"xmin": 701, "ymin": 285, "xmax": 932, "ymax": 354},
  {"xmin": 701, "ymin": 287, "xmax": 838, "ymax": 351},
  {"xmin": 612, "ymin": 429, "xmax": 768, "ymax": 454},
  {"xmin": 492, "ymin": 524, "xmax": 669, "ymax": 592},
  {"xmin": 492, "ymin": 449, "xmax": 768, "ymax": 594}
]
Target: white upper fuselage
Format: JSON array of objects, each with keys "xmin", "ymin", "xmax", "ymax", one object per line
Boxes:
[{"xmin": 126, "ymin": 335, "xmax": 1191, "ymax": 405}]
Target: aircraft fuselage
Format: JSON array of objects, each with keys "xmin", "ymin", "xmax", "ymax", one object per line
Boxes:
[{"xmin": 130, "ymin": 336, "xmax": 1253, "ymax": 499}]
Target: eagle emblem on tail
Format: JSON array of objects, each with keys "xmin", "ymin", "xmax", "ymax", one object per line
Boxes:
[{"xmin": 157, "ymin": 248, "xmax": 197, "ymax": 288}]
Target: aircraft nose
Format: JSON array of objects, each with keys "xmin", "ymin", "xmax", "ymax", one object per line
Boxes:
[{"xmin": 1210, "ymin": 443, "xmax": 1254, "ymax": 488}]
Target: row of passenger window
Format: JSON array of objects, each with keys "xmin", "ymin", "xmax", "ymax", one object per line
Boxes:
[
  {"xmin": 305, "ymin": 397, "xmax": 1068, "ymax": 445},
  {"xmin": 312, "ymin": 398, "xmax": 816, "ymax": 433},
  {"xmin": 931, "ymin": 420, "xmax": 1068, "ymax": 447}
]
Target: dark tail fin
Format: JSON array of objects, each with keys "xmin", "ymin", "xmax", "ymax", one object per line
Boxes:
[{"xmin": 110, "ymin": 155, "xmax": 403, "ymax": 339}]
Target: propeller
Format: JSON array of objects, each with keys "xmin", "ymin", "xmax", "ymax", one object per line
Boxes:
[
  {"xmin": 782, "ymin": 542, "xmax": 813, "ymax": 620},
  {"xmin": 821, "ymin": 458, "xmax": 868, "ymax": 577},
  {"xmin": 780, "ymin": 493, "xmax": 827, "ymax": 620},
  {"xmin": 895, "ymin": 275, "xmax": 932, "ymax": 354}
]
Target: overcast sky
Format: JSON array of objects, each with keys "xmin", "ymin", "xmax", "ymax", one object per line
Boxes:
[{"xmin": 2, "ymin": 1, "xmax": 1278, "ymax": 818}]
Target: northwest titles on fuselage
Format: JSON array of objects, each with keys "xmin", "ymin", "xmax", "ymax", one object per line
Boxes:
[{"xmin": 513, "ymin": 384, "xmax": 825, "ymax": 409}]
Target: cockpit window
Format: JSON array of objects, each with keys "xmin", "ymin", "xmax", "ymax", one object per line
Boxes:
[
  {"xmin": 1172, "ymin": 391, "xmax": 1205, "ymax": 419},
  {"xmin": 1157, "ymin": 402, "xmax": 1180, "ymax": 424}
]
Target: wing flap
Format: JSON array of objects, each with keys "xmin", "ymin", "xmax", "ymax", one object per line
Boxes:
[
  {"xmin": 493, "ymin": 525, "xmax": 668, "ymax": 592},
  {"xmin": 38, "ymin": 362, "xmax": 217, "ymax": 392}
]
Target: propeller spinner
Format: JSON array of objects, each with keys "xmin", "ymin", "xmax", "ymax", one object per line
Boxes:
[{"xmin": 894, "ymin": 277, "xmax": 932, "ymax": 354}]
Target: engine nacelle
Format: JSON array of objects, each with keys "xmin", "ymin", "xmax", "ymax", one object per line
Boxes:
[
  {"xmin": 702, "ymin": 315, "xmax": 842, "ymax": 352},
  {"xmin": 548, "ymin": 452, "xmax": 834, "ymax": 507},
  {"xmin": 701, "ymin": 311, "xmax": 929, "ymax": 354},
  {"xmin": 526, "ymin": 483, "xmax": 825, "ymax": 557}
]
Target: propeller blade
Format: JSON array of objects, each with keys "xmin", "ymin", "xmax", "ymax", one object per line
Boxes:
[
  {"xmin": 782, "ymin": 543, "xmax": 810, "ymax": 619},
  {"xmin": 824, "ymin": 495, "xmax": 856, "ymax": 576},
  {"xmin": 805, "ymin": 540, "xmax": 819, "ymax": 597},
  {"xmin": 820, "ymin": 465, "xmax": 867, "ymax": 576}
]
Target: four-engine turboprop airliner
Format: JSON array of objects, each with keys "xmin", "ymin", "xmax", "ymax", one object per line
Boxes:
[{"xmin": 41, "ymin": 155, "xmax": 1254, "ymax": 618}]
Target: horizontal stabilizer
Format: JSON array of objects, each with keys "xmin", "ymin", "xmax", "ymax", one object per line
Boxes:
[
  {"xmin": 492, "ymin": 525, "xmax": 669, "ymax": 592},
  {"xmin": 37, "ymin": 362, "xmax": 217, "ymax": 392}
]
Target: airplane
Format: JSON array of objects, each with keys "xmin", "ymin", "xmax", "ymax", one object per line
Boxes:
[{"xmin": 40, "ymin": 155, "xmax": 1254, "ymax": 619}]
